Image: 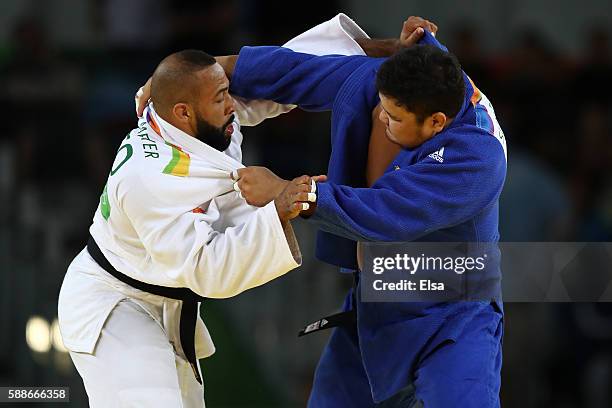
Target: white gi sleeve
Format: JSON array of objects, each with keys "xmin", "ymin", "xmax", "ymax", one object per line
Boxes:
[
  {"xmin": 233, "ymin": 98, "xmax": 295, "ymax": 127},
  {"xmin": 119, "ymin": 172, "xmax": 301, "ymax": 299}
]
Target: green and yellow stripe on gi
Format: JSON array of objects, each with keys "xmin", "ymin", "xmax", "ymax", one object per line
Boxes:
[{"xmin": 163, "ymin": 142, "xmax": 191, "ymax": 177}]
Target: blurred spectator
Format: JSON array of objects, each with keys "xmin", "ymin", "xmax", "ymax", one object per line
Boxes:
[
  {"xmin": 167, "ymin": 0, "xmax": 240, "ymax": 54},
  {"xmin": 449, "ymin": 21, "xmax": 492, "ymax": 91},
  {"xmin": 489, "ymin": 27, "xmax": 574, "ymax": 156},
  {"xmin": 572, "ymin": 26, "xmax": 612, "ymax": 107},
  {"xmin": 0, "ymin": 16, "xmax": 84, "ymax": 187},
  {"xmin": 99, "ymin": 0, "xmax": 169, "ymax": 51},
  {"xmin": 500, "ymin": 149, "xmax": 572, "ymax": 241},
  {"xmin": 241, "ymin": 0, "xmax": 339, "ymax": 44},
  {"xmin": 570, "ymin": 104, "xmax": 612, "ymax": 240}
]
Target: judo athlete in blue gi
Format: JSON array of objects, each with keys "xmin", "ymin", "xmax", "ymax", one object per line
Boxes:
[{"xmin": 226, "ymin": 25, "xmax": 508, "ymax": 407}]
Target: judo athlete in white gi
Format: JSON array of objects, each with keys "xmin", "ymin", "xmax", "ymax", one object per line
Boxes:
[{"xmin": 58, "ymin": 50, "xmax": 317, "ymax": 407}]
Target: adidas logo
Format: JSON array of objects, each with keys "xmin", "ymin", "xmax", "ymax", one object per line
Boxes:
[{"xmin": 428, "ymin": 147, "xmax": 445, "ymax": 163}]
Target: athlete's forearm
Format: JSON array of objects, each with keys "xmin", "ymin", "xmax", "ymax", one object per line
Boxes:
[
  {"xmin": 356, "ymin": 16, "xmax": 440, "ymax": 58},
  {"xmin": 280, "ymin": 219, "xmax": 302, "ymax": 264},
  {"xmin": 355, "ymin": 38, "xmax": 401, "ymax": 58}
]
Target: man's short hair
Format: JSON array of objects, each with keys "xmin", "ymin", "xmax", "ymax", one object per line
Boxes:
[
  {"xmin": 150, "ymin": 49, "xmax": 217, "ymax": 115},
  {"xmin": 376, "ymin": 45, "xmax": 466, "ymax": 122}
]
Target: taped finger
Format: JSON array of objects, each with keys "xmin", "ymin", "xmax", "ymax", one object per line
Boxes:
[
  {"xmin": 233, "ymin": 182, "xmax": 241, "ymax": 192},
  {"xmin": 301, "ymin": 203, "xmax": 310, "ymax": 211}
]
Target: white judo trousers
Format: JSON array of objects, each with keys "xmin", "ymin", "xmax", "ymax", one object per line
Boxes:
[
  {"xmin": 59, "ymin": 13, "xmax": 369, "ymax": 408},
  {"xmin": 70, "ymin": 299, "xmax": 204, "ymax": 407}
]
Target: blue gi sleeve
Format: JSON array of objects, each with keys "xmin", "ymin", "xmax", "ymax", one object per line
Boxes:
[
  {"xmin": 308, "ymin": 133, "xmax": 506, "ymax": 242},
  {"xmin": 230, "ymin": 46, "xmax": 373, "ymax": 111}
]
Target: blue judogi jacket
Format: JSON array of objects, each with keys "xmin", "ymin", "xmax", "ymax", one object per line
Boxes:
[{"xmin": 230, "ymin": 32, "xmax": 507, "ymax": 402}]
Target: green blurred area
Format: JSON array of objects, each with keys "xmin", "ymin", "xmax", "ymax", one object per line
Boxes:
[{"xmin": 200, "ymin": 301, "xmax": 287, "ymax": 408}]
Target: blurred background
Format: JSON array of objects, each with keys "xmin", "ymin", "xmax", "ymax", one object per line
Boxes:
[{"xmin": 1, "ymin": 0, "xmax": 612, "ymax": 406}]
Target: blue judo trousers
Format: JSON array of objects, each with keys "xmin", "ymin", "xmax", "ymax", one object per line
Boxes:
[{"xmin": 230, "ymin": 32, "xmax": 506, "ymax": 407}]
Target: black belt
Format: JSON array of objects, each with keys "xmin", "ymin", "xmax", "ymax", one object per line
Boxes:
[
  {"xmin": 298, "ymin": 272, "xmax": 358, "ymax": 337},
  {"xmin": 86, "ymin": 234, "xmax": 205, "ymax": 384}
]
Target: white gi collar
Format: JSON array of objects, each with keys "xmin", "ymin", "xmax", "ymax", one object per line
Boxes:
[{"xmin": 146, "ymin": 104, "xmax": 243, "ymax": 172}]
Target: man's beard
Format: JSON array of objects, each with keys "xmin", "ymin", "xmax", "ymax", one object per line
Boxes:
[{"xmin": 194, "ymin": 114, "xmax": 235, "ymax": 151}]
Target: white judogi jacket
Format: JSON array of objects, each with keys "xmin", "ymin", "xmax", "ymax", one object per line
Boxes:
[
  {"xmin": 59, "ymin": 106, "xmax": 301, "ymax": 362},
  {"xmin": 58, "ymin": 12, "xmax": 367, "ymax": 366}
]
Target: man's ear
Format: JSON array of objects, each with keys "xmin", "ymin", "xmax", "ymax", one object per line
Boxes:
[
  {"xmin": 430, "ymin": 112, "xmax": 448, "ymax": 133},
  {"xmin": 172, "ymin": 103, "xmax": 191, "ymax": 124}
]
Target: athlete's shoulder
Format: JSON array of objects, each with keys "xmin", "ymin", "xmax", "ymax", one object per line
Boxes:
[
  {"xmin": 106, "ymin": 125, "xmax": 178, "ymax": 198},
  {"xmin": 453, "ymin": 126, "xmax": 505, "ymax": 162},
  {"xmin": 416, "ymin": 126, "xmax": 506, "ymax": 184}
]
